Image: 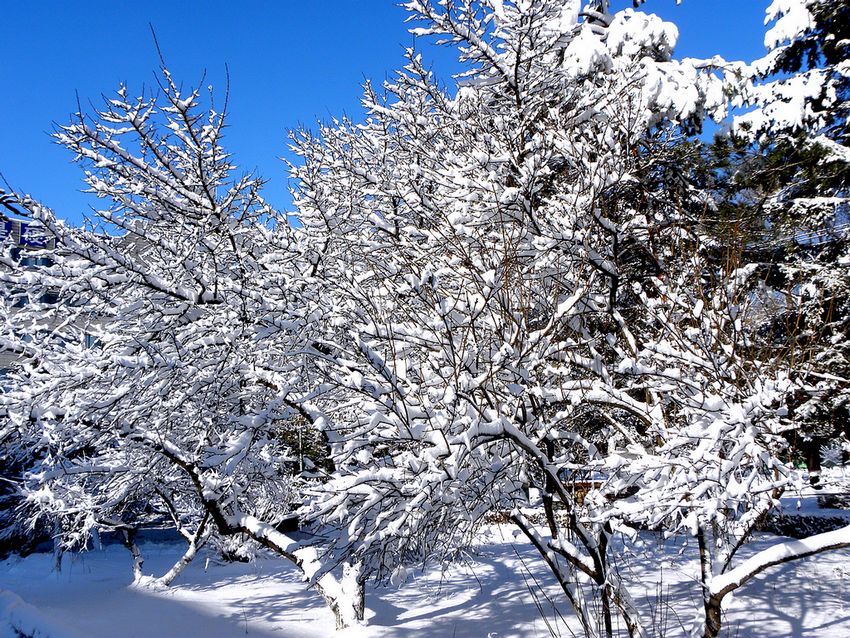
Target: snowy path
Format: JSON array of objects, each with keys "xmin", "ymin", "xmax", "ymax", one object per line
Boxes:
[{"xmin": 2, "ymin": 527, "xmax": 850, "ymax": 637}]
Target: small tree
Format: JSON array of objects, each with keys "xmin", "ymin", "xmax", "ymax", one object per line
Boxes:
[{"xmin": 0, "ymin": 69, "xmax": 363, "ymax": 626}]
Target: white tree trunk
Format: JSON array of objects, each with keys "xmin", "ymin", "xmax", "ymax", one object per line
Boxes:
[
  {"xmin": 51, "ymin": 520, "xmax": 64, "ymax": 574},
  {"xmin": 122, "ymin": 528, "xmax": 145, "ymax": 582},
  {"xmin": 154, "ymin": 533, "xmax": 204, "ymax": 587},
  {"xmin": 235, "ymin": 514, "xmax": 364, "ymax": 629}
]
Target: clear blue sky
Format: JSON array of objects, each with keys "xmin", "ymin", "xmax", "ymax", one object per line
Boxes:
[{"xmin": 1, "ymin": 1, "xmax": 768, "ymax": 226}]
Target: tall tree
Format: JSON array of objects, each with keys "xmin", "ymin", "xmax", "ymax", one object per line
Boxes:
[
  {"xmin": 731, "ymin": 0, "xmax": 850, "ymax": 484},
  {"xmin": 290, "ymin": 1, "xmax": 742, "ymax": 635},
  {"xmin": 292, "ymin": 1, "xmax": 850, "ymax": 636}
]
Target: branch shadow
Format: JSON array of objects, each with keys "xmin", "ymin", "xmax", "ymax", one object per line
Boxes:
[{"xmin": 364, "ymin": 540, "xmax": 583, "ymax": 637}]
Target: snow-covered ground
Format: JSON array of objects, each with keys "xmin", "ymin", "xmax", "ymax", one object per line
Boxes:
[{"xmin": 2, "ymin": 523, "xmax": 849, "ymax": 638}]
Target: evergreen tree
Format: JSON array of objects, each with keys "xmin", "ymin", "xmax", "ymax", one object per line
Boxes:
[{"xmin": 731, "ymin": 0, "xmax": 850, "ymax": 481}]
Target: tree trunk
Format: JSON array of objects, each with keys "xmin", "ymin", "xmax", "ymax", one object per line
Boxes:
[
  {"xmin": 156, "ymin": 534, "xmax": 202, "ymax": 586},
  {"xmin": 698, "ymin": 526, "xmax": 724, "ymax": 638},
  {"xmin": 803, "ymin": 439, "xmax": 822, "ymax": 487},
  {"xmin": 343, "ymin": 561, "xmax": 366, "ymax": 622},
  {"xmin": 542, "ymin": 437, "xmax": 560, "ymax": 539},
  {"xmin": 214, "ymin": 508, "xmax": 363, "ymax": 629},
  {"xmin": 606, "ymin": 572, "xmax": 646, "ymax": 638},
  {"xmin": 340, "ymin": 562, "xmax": 366, "ymax": 621},
  {"xmin": 601, "ymin": 583, "xmax": 614, "ymax": 638},
  {"xmin": 52, "ymin": 520, "xmax": 64, "ymax": 574},
  {"xmin": 154, "ymin": 514, "xmax": 210, "ymax": 587},
  {"xmin": 315, "ymin": 576, "xmax": 363, "ymax": 630},
  {"xmin": 597, "ymin": 525, "xmax": 613, "ymax": 638},
  {"xmin": 167, "ymin": 457, "xmax": 363, "ymax": 629},
  {"xmin": 702, "ymin": 594, "xmax": 723, "ymax": 638},
  {"xmin": 91, "ymin": 527, "xmax": 102, "ymax": 551},
  {"xmin": 121, "ymin": 528, "xmax": 145, "ymax": 582}
]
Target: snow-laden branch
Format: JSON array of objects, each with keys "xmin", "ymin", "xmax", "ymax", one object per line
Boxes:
[{"xmin": 711, "ymin": 524, "xmax": 850, "ymax": 597}]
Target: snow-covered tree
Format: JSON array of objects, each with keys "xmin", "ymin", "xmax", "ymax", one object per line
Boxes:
[
  {"xmin": 623, "ymin": 2, "xmax": 850, "ymax": 635},
  {"xmin": 2, "ymin": 2, "xmax": 848, "ymax": 636},
  {"xmin": 730, "ymin": 0, "xmax": 850, "ymax": 482},
  {"xmin": 288, "ymin": 1, "xmax": 850, "ymax": 636},
  {"xmin": 287, "ymin": 1, "xmax": 748, "ymax": 635},
  {"xmin": 0, "ymin": 71, "xmax": 363, "ymax": 626}
]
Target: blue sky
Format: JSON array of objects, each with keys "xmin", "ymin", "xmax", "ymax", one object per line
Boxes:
[{"xmin": 1, "ymin": 1, "xmax": 768, "ymax": 226}]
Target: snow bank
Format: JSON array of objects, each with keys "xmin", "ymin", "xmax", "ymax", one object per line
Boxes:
[{"xmin": 0, "ymin": 590, "xmax": 84, "ymax": 638}]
